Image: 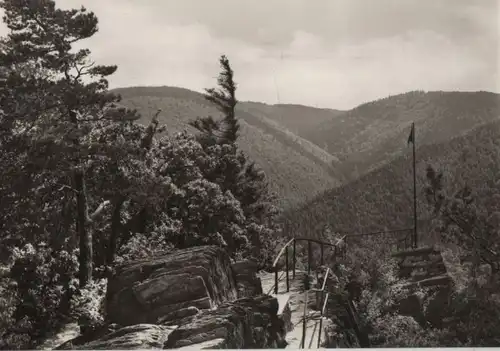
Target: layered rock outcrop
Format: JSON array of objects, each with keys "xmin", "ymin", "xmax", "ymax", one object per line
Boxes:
[
  {"xmin": 106, "ymin": 246, "xmax": 238, "ymax": 326},
  {"xmin": 57, "ymin": 246, "xmax": 289, "ymax": 350}
]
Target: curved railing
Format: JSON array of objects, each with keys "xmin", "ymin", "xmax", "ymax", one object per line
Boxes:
[{"xmin": 271, "ymin": 236, "xmax": 347, "ymax": 295}]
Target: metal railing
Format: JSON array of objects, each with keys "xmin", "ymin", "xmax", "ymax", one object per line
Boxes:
[
  {"xmin": 268, "ymin": 230, "xmax": 412, "ymax": 349},
  {"xmin": 302, "ymin": 267, "xmax": 332, "ymax": 348},
  {"xmin": 271, "ymin": 236, "xmax": 347, "ymax": 295}
]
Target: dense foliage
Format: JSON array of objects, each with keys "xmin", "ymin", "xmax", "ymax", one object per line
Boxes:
[{"xmin": 0, "ymin": 1, "xmax": 279, "ymax": 348}]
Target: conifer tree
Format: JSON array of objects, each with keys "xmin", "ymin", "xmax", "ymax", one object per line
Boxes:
[
  {"xmin": 190, "ymin": 55, "xmax": 239, "ymax": 144},
  {"xmin": 0, "ymin": 0, "xmax": 138, "ymax": 286},
  {"xmin": 190, "ymin": 54, "xmax": 279, "ymax": 264}
]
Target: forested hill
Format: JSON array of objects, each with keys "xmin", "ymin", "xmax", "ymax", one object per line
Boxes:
[
  {"xmin": 302, "ymin": 90, "xmax": 500, "ymax": 179},
  {"xmin": 112, "ymin": 86, "xmax": 345, "ymax": 209},
  {"xmin": 112, "ymin": 88, "xmax": 500, "ymax": 210},
  {"xmin": 282, "ymin": 117, "xmax": 500, "ymax": 241}
]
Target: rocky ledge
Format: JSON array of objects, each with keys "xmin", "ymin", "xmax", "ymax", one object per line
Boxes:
[{"xmin": 57, "ymin": 246, "xmax": 287, "ymax": 349}]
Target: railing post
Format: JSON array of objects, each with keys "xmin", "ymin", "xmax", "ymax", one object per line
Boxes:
[
  {"xmin": 308, "ymin": 240, "xmax": 312, "ymax": 276},
  {"xmin": 302, "ymin": 292, "xmax": 308, "ymax": 349},
  {"xmin": 285, "ymin": 246, "xmax": 290, "ymax": 292},
  {"xmin": 318, "ymin": 316, "xmax": 323, "ymax": 348},
  {"xmin": 320, "ymin": 242, "xmax": 324, "ymax": 266},
  {"xmin": 292, "ymin": 240, "xmax": 296, "ymax": 279},
  {"xmin": 274, "ymin": 266, "xmax": 278, "ymax": 295}
]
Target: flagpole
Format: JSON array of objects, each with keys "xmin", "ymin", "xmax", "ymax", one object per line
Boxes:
[{"xmin": 412, "ymin": 123, "xmax": 418, "ymax": 248}]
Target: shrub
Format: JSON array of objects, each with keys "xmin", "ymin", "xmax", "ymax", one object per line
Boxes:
[
  {"xmin": 70, "ymin": 278, "xmax": 107, "ymax": 334},
  {"xmin": 0, "ymin": 243, "xmax": 79, "ymax": 349}
]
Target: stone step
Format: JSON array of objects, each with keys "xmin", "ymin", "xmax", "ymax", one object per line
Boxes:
[
  {"xmin": 392, "ymin": 246, "xmax": 440, "ymax": 258},
  {"xmin": 399, "ymin": 274, "xmax": 452, "ymax": 289},
  {"xmin": 406, "ymin": 271, "xmax": 447, "ymax": 282},
  {"xmin": 400, "ymin": 261, "xmax": 446, "ymax": 270}
]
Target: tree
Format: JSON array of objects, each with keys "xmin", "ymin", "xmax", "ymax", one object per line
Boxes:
[
  {"xmin": 423, "ymin": 164, "xmax": 500, "ymax": 346},
  {"xmin": 424, "ymin": 164, "xmax": 500, "ymax": 271},
  {"xmin": 0, "ymin": 0, "xmax": 139, "ymax": 286},
  {"xmin": 190, "ymin": 55, "xmax": 239, "ymax": 145},
  {"xmin": 189, "ymin": 54, "xmax": 280, "ymax": 265}
]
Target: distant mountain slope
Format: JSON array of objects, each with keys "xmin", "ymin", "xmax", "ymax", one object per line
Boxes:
[
  {"xmin": 240, "ymin": 101, "xmax": 344, "ymax": 139},
  {"xmin": 112, "ymin": 86, "xmax": 344, "ymax": 209},
  {"xmin": 282, "ymin": 118, "xmax": 500, "ymax": 241},
  {"xmin": 303, "ymin": 91, "xmax": 500, "ymax": 179},
  {"xmin": 112, "ymin": 87, "xmax": 500, "ymax": 211}
]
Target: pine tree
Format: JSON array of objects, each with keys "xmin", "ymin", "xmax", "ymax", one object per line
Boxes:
[
  {"xmin": 190, "ymin": 55, "xmax": 280, "ymax": 264},
  {"xmin": 0, "ymin": 0, "xmax": 138, "ymax": 286}
]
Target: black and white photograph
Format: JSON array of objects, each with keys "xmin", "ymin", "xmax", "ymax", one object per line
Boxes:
[{"xmin": 0, "ymin": 0, "xmax": 498, "ymax": 349}]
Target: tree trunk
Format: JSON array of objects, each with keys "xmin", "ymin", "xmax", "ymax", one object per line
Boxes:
[
  {"xmin": 137, "ymin": 206, "xmax": 148, "ymax": 234},
  {"xmin": 106, "ymin": 196, "xmax": 125, "ymax": 266},
  {"xmin": 75, "ymin": 169, "xmax": 92, "ymax": 287}
]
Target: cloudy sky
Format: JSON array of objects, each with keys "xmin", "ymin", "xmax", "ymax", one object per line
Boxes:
[{"xmin": 3, "ymin": 0, "xmax": 500, "ymax": 109}]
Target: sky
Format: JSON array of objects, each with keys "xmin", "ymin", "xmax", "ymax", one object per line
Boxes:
[{"xmin": 2, "ymin": 0, "xmax": 500, "ymax": 109}]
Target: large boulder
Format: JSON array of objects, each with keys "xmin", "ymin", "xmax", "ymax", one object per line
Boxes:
[
  {"xmin": 231, "ymin": 259, "xmax": 263, "ymax": 298},
  {"xmin": 164, "ymin": 294, "xmax": 288, "ymax": 349},
  {"xmin": 106, "ymin": 246, "xmax": 238, "ymax": 326}
]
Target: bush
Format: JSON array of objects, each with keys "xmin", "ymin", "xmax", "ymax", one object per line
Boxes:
[
  {"xmin": 0, "ymin": 243, "xmax": 79, "ymax": 349},
  {"xmin": 370, "ymin": 314, "xmax": 444, "ymax": 347},
  {"xmin": 70, "ymin": 278, "xmax": 107, "ymax": 334}
]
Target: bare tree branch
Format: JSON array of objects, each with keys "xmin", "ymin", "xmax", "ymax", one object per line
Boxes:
[{"xmin": 88, "ymin": 200, "xmax": 111, "ymax": 223}]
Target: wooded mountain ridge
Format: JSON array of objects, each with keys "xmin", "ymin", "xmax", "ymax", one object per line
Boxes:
[
  {"xmin": 282, "ymin": 117, "xmax": 500, "ymax": 242},
  {"xmin": 114, "ymin": 87, "xmax": 500, "ymax": 209}
]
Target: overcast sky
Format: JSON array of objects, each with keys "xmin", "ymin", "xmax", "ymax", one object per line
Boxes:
[{"xmin": 2, "ymin": 0, "xmax": 500, "ymax": 109}]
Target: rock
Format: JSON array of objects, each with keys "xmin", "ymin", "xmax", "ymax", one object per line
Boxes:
[
  {"xmin": 57, "ymin": 324, "xmax": 176, "ymax": 350},
  {"xmin": 158, "ymin": 306, "xmax": 201, "ymax": 325},
  {"xmin": 423, "ymin": 285, "xmax": 453, "ymax": 328},
  {"xmin": 177, "ymin": 338, "xmax": 225, "ymax": 349},
  {"xmin": 164, "ymin": 294, "xmax": 288, "ymax": 349},
  {"xmin": 274, "ymin": 293, "xmax": 293, "ymax": 333},
  {"xmin": 106, "ymin": 246, "xmax": 238, "ymax": 326},
  {"xmin": 395, "ymin": 293, "xmax": 426, "ymax": 326},
  {"xmin": 231, "ymin": 259, "xmax": 263, "ymax": 298}
]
